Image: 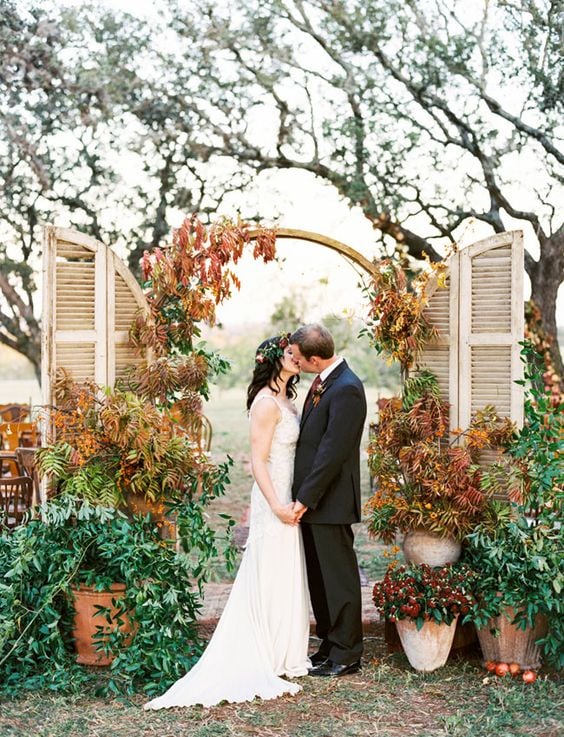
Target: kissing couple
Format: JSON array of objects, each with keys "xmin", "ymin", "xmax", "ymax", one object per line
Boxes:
[{"xmin": 145, "ymin": 323, "xmax": 367, "ymax": 709}]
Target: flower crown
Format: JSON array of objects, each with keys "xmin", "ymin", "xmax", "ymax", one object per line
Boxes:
[{"xmin": 255, "ymin": 333, "xmax": 291, "ymax": 367}]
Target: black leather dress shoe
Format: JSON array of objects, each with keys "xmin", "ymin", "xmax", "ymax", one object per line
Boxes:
[
  {"xmin": 308, "ymin": 659, "xmax": 361, "ymax": 677},
  {"xmin": 309, "ymin": 651, "xmax": 329, "ymax": 667}
]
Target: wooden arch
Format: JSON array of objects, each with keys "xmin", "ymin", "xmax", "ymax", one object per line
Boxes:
[{"xmin": 248, "ymin": 228, "xmax": 378, "ymax": 277}]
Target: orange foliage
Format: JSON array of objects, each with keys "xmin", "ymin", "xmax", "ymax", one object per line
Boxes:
[
  {"xmin": 132, "ymin": 215, "xmax": 276, "ymax": 357},
  {"xmin": 365, "ymin": 259, "xmax": 440, "ymax": 370},
  {"xmin": 367, "ymin": 376, "xmax": 516, "ymax": 542}
]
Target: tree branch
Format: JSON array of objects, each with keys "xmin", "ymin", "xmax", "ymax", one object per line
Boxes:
[{"xmin": 479, "ymin": 91, "xmax": 563, "ymax": 165}]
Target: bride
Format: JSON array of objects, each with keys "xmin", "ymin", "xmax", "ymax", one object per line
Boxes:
[{"xmin": 144, "ymin": 333, "xmax": 311, "ymax": 709}]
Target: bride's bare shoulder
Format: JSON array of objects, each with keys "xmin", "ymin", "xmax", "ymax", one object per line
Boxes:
[{"xmin": 250, "ymin": 393, "xmax": 282, "ymax": 418}]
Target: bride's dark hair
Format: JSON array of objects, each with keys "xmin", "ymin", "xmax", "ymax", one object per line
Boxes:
[{"xmin": 246, "ymin": 335, "xmax": 298, "ymax": 410}]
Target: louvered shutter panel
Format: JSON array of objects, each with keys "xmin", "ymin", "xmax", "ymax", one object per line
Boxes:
[
  {"xmin": 418, "ymin": 231, "xmax": 523, "ymax": 437},
  {"xmin": 458, "ymin": 232, "xmax": 524, "ymax": 431},
  {"xmin": 42, "ymin": 226, "xmax": 148, "ymax": 409},
  {"xmin": 419, "ymin": 257, "xmax": 459, "ymax": 431},
  {"xmin": 108, "ymin": 254, "xmax": 147, "ymax": 385}
]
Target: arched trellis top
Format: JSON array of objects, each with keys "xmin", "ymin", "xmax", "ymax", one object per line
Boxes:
[
  {"xmin": 248, "ymin": 227, "xmax": 524, "ymax": 431},
  {"xmin": 248, "ymin": 228, "xmax": 378, "ymax": 278}
]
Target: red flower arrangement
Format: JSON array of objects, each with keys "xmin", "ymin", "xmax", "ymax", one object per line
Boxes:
[{"xmin": 372, "ymin": 563, "xmax": 476, "ymax": 630}]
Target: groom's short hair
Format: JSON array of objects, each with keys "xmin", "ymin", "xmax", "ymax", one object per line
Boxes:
[{"xmin": 290, "ymin": 324, "xmax": 335, "ymax": 360}]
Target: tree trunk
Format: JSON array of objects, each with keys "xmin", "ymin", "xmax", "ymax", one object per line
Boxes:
[{"xmin": 528, "ymin": 229, "xmax": 564, "ymax": 379}]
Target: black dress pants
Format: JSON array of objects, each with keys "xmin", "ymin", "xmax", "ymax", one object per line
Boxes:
[{"xmin": 301, "ymin": 522, "xmax": 363, "ymax": 665}]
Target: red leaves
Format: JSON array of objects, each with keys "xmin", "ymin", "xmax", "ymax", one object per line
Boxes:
[
  {"xmin": 132, "ymin": 215, "xmax": 277, "ymax": 357},
  {"xmin": 365, "ymin": 259, "xmax": 439, "ymax": 369},
  {"xmin": 367, "ymin": 370, "xmax": 519, "ymax": 540}
]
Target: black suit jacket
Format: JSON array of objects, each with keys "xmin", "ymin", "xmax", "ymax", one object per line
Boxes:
[{"xmin": 292, "ymin": 360, "xmax": 367, "ymax": 524}]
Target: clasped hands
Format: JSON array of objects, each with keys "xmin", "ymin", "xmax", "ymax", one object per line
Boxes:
[{"xmin": 275, "ymin": 500, "xmax": 308, "ymax": 526}]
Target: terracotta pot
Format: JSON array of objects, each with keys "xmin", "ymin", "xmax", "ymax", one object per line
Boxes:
[
  {"xmin": 476, "ymin": 606, "xmax": 548, "ymax": 670},
  {"xmin": 402, "ymin": 528, "xmax": 461, "ymax": 567},
  {"xmin": 395, "ymin": 616, "xmax": 459, "ymax": 672},
  {"xmin": 70, "ymin": 583, "xmax": 132, "ymax": 666}
]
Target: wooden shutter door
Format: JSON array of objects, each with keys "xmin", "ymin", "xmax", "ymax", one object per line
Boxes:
[
  {"xmin": 419, "ymin": 258, "xmax": 459, "ymax": 431},
  {"xmin": 419, "ymin": 231, "xmax": 524, "ymax": 435},
  {"xmin": 458, "ymin": 231, "xmax": 524, "ymax": 430},
  {"xmin": 42, "ymin": 226, "xmax": 148, "ymax": 409},
  {"xmin": 107, "ymin": 253, "xmax": 148, "ymax": 385}
]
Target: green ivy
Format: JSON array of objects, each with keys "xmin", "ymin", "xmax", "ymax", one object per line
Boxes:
[
  {"xmin": 464, "ymin": 341, "xmax": 564, "ymax": 669},
  {"xmin": 0, "ymin": 470, "xmax": 235, "ymax": 696}
]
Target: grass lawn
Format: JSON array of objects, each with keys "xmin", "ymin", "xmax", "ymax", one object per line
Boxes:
[
  {"xmin": 1, "ymin": 386, "xmax": 561, "ymax": 737},
  {"xmin": 1, "ymin": 645, "xmax": 561, "ymax": 737}
]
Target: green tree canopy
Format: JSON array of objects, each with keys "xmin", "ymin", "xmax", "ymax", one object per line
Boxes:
[{"xmin": 1, "ymin": 0, "xmax": 562, "ymax": 378}]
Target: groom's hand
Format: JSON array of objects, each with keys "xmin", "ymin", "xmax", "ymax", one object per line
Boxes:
[
  {"xmin": 292, "ymin": 501, "xmax": 308, "ymax": 522},
  {"xmin": 275, "ymin": 502, "xmax": 300, "ymax": 526}
]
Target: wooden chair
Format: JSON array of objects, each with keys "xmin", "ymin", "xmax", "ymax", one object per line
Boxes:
[
  {"xmin": 15, "ymin": 447, "xmax": 41, "ymax": 505},
  {"xmin": 0, "ymin": 450, "xmax": 22, "ymax": 478},
  {"xmin": 0, "ymin": 476, "xmax": 34, "ymax": 528},
  {"xmin": 0, "ymin": 404, "xmax": 30, "ymax": 422},
  {"xmin": 18, "ymin": 427, "xmax": 41, "ymax": 448},
  {"xmin": 0, "ymin": 422, "xmax": 40, "ymax": 451}
]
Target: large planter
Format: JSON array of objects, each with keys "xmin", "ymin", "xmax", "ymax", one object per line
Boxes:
[
  {"xmin": 476, "ymin": 606, "xmax": 548, "ymax": 670},
  {"xmin": 71, "ymin": 584, "xmax": 132, "ymax": 666},
  {"xmin": 402, "ymin": 528, "xmax": 461, "ymax": 567},
  {"xmin": 385, "ymin": 616, "xmax": 476, "ymax": 655},
  {"xmin": 395, "ymin": 615, "xmax": 459, "ymax": 671}
]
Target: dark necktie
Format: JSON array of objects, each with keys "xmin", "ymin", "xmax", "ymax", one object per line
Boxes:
[{"xmin": 304, "ymin": 375, "xmax": 322, "ymax": 412}]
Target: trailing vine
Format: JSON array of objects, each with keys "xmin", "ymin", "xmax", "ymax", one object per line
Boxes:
[{"xmin": 0, "ymin": 493, "xmax": 236, "ymax": 696}]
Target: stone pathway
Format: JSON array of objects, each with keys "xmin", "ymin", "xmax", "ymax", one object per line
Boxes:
[
  {"xmin": 197, "ymin": 581, "xmax": 382, "ymax": 637},
  {"xmin": 198, "ymin": 519, "xmax": 383, "ymax": 637}
]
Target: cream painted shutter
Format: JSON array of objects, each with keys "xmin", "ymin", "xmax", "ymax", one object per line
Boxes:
[
  {"xmin": 458, "ymin": 232, "xmax": 524, "ymax": 430},
  {"xmin": 419, "ymin": 258, "xmax": 459, "ymax": 431},
  {"xmin": 418, "ymin": 231, "xmax": 524, "ymax": 433},
  {"xmin": 42, "ymin": 226, "xmax": 148, "ymax": 409},
  {"xmin": 108, "ymin": 255, "xmax": 147, "ymax": 384}
]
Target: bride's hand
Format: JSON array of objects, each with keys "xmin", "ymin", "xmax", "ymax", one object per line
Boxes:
[{"xmin": 273, "ymin": 502, "xmax": 299, "ymax": 526}]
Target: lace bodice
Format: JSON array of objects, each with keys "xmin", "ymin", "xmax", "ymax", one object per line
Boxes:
[{"xmin": 248, "ymin": 396, "xmax": 299, "ymax": 539}]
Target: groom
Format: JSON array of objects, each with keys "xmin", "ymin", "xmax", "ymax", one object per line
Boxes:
[{"xmin": 289, "ymin": 324, "xmax": 367, "ymax": 677}]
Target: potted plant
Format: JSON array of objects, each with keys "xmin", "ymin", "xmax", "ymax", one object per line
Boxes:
[
  {"xmin": 464, "ymin": 508, "xmax": 559, "ymax": 670},
  {"xmin": 0, "ymin": 490, "xmax": 235, "ymax": 695},
  {"xmin": 463, "ymin": 342, "xmax": 563, "ymax": 671},
  {"xmin": 372, "ymin": 562, "xmax": 476, "ymax": 671},
  {"xmin": 366, "ymin": 369, "xmax": 514, "ymax": 564}
]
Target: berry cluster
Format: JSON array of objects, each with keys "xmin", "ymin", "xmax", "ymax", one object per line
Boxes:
[{"xmin": 372, "ymin": 563, "xmax": 476, "ymax": 628}]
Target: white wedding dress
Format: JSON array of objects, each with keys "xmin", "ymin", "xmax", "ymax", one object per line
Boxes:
[{"xmin": 144, "ymin": 395, "xmax": 310, "ymax": 709}]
